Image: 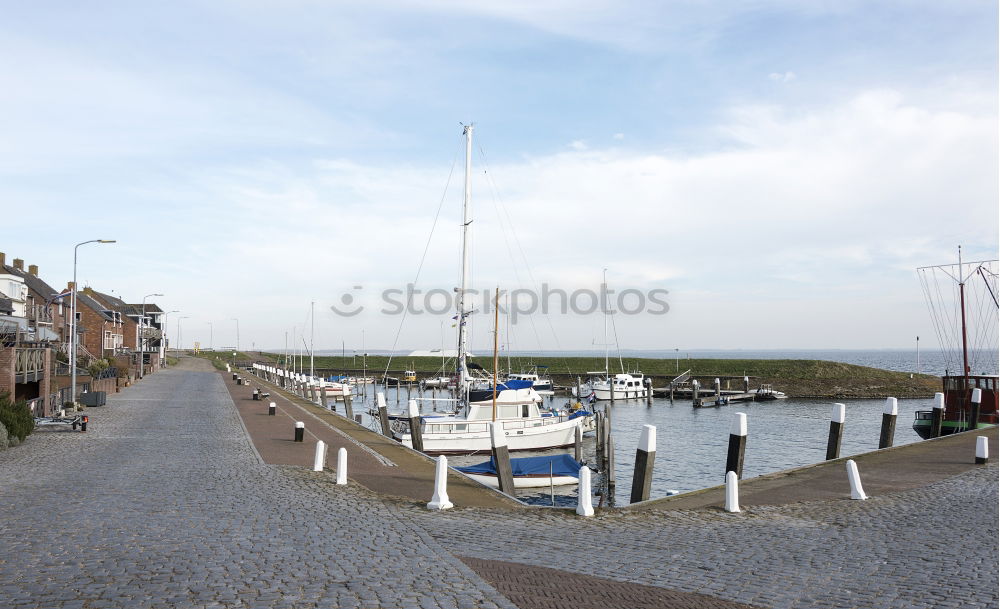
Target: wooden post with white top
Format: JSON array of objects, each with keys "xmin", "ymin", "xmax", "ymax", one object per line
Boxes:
[
  {"xmin": 407, "ymin": 399, "xmax": 424, "ymax": 453},
  {"xmin": 490, "ymin": 422, "xmax": 516, "ymax": 495},
  {"xmin": 931, "ymin": 392, "xmax": 944, "ymax": 438},
  {"xmin": 826, "ymin": 403, "xmax": 845, "ymax": 460},
  {"xmin": 629, "ymin": 424, "xmax": 656, "ymax": 504},
  {"xmin": 879, "ymin": 397, "xmax": 897, "ymax": 449},
  {"xmin": 726, "ymin": 412, "xmax": 747, "ymax": 479}
]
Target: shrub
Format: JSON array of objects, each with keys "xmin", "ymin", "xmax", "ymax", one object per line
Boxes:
[
  {"xmin": 87, "ymin": 359, "xmax": 110, "ymax": 377},
  {"xmin": 0, "ymin": 392, "xmax": 34, "ymax": 442},
  {"xmin": 0, "ymin": 420, "xmax": 8, "ymax": 450}
]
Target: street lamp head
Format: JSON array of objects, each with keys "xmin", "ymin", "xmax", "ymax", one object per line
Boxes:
[{"xmin": 98, "ymin": 240, "xmax": 116, "ymax": 243}]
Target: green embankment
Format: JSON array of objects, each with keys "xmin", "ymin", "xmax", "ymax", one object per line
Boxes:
[{"xmin": 248, "ymin": 353, "xmax": 939, "ymax": 399}]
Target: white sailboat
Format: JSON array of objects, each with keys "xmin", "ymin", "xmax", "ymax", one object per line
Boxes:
[
  {"xmin": 395, "ymin": 125, "xmax": 594, "ymax": 454},
  {"xmin": 580, "ymin": 270, "xmax": 649, "ymax": 401}
]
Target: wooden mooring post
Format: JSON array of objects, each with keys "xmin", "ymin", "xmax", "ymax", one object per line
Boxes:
[
  {"xmin": 969, "ymin": 388, "xmax": 982, "ymax": 432},
  {"xmin": 879, "ymin": 397, "xmax": 897, "ymax": 449},
  {"xmin": 490, "ymin": 422, "xmax": 516, "ymax": 495},
  {"xmin": 726, "ymin": 412, "xmax": 747, "ymax": 479},
  {"xmin": 344, "ymin": 393, "xmax": 354, "ymax": 422},
  {"xmin": 826, "ymin": 403, "xmax": 845, "ymax": 460},
  {"xmin": 931, "ymin": 392, "xmax": 944, "ymax": 438},
  {"xmin": 629, "ymin": 424, "xmax": 655, "ymax": 504},
  {"xmin": 376, "ymin": 392, "xmax": 391, "ymax": 437},
  {"xmin": 407, "ymin": 399, "xmax": 424, "ymax": 453}
]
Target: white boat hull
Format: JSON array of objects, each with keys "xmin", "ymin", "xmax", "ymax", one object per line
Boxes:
[
  {"xmin": 591, "ymin": 387, "xmax": 649, "ymax": 401},
  {"xmin": 399, "ymin": 416, "xmax": 589, "ymax": 455},
  {"xmin": 462, "ymin": 473, "xmax": 579, "ymax": 489}
]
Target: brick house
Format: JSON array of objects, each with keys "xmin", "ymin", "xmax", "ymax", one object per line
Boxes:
[
  {"xmin": 0, "ymin": 253, "xmax": 60, "ymax": 415},
  {"xmin": 84, "ymin": 289, "xmax": 162, "ymax": 374}
]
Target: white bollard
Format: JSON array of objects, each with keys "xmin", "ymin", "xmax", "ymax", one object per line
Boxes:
[
  {"xmin": 313, "ymin": 440, "xmax": 326, "ymax": 472},
  {"xmin": 724, "ymin": 470, "xmax": 740, "ymax": 513},
  {"xmin": 427, "ymin": 455, "xmax": 453, "ymax": 510},
  {"xmin": 976, "ymin": 436, "xmax": 989, "ymax": 464},
  {"xmin": 576, "ymin": 466, "xmax": 594, "ymax": 517},
  {"xmin": 336, "ymin": 447, "xmax": 348, "ymax": 485},
  {"xmin": 846, "ymin": 459, "xmax": 867, "ymax": 500}
]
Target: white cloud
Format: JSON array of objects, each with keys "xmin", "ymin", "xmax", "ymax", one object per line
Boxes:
[
  {"xmin": 768, "ymin": 71, "xmax": 796, "ymax": 83},
  {"xmin": 148, "ymin": 87, "xmax": 995, "ymax": 349}
]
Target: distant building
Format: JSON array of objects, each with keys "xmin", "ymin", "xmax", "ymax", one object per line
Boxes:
[{"xmin": 406, "ymin": 349, "xmax": 471, "ymax": 358}]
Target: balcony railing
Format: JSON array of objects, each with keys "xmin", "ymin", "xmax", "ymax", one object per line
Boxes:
[
  {"xmin": 139, "ymin": 327, "xmax": 163, "ymax": 340},
  {"xmin": 15, "ymin": 348, "xmax": 46, "ymax": 383},
  {"xmin": 26, "ymin": 304, "xmax": 53, "ymax": 324}
]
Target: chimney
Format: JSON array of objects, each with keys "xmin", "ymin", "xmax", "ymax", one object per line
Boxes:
[
  {"xmin": 0, "ymin": 252, "xmax": 5, "ymax": 266},
  {"xmin": 67, "ymin": 281, "xmax": 76, "ymax": 291},
  {"xmin": 28, "ymin": 264, "xmax": 38, "ymax": 276},
  {"xmin": 12, "ymin": 258, "xmax": 24, "ymax": 270}
]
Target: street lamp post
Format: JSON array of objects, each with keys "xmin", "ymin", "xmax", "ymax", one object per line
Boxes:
[
  {"xmin": 70, "ymin": 239, "xmax": 115, "ymax": 406},
  {"xmin": 162, "ymin": 310, "xmax": 179, "ymax": 360},
  {"xmin": 208, "ymin": 322, "xmax": 213, "ymax": 351},
  {"xmin": 177, "ymin": 316, "xmax": 190, "ymax": 351},
  {"xmin": 139, "ymin": 293, "xmax": 163, "ymax": 379},
  {"xmin": 231, "ymin": 318, "xmax": 240, "ymax": 354}
]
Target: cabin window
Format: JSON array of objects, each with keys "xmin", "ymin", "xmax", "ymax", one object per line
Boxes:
[
  {"xmin": 499, "ymin": 405, "xmax": 519, "ymax": 419},
  {"xmin": 522, "ymin": 404, "xmax": 530, "ymax": 418}
]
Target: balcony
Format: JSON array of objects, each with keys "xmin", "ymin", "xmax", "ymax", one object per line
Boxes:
[
  {"xmin": 26, "ymin": 304, "xmax": 53, "ymax": 325},
  {"xmin": 139, "ymin": 327, "xmax": 163, "ymax": 340}
]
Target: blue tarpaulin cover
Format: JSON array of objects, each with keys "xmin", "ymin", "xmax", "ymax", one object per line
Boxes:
[{"xmin": 456, "ymin": 454, "xmax": 583, "ymax": 478}]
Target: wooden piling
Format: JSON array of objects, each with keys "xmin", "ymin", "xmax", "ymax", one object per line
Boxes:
[
  {"xmin": 490, "ymin": 422, "xmax": 516, "ymax": 495},
  {"xmin": 725, "ymin": 412, "xmax": 747, "ymax": 479},
  {"xmin": 376, "ymin": 393, "xmax": 391, "ymax": 437},
  {"xmin": 826, "ymin": 403, "xmax": 845, "ymax": 460},
  {"xmin": 344, "ymin": 392, "xmax": 355, "ymax": 422},
  {"xmin": 645, "ymin": 378, "xmax": 653, "ymax": 405},
  {"xmin": 629, "ymin": 424, "xmax": 656, "ymax": 504},
  {"xmin": 879, "ymin": 397, "xmax": 897, "ymax": 449},
  {"xmin": 931, "ymin": 392, "xmax": 944, "ymax": 438},
  {"xmin": 407, "ymin": 399, "xmax": 424, "ymax": 453},
  {"xmin": 969, "ymin": 388, "xmax": 982, "ymax": 432}
]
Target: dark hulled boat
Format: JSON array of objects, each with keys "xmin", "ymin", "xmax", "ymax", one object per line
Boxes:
[{"xmin": 913, "ymin": 375, "xmax": 998, "ymax": 438}]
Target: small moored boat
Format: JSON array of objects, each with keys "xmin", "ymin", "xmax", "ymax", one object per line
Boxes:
[{"xmin": 456, "ymin": 454, "xmax": 585, "ymax": 489}]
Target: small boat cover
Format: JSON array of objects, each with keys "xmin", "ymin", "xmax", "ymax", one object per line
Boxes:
[
  {"xmin": 456, "ymin": 454, "xmax": 583, "ymax": 478},
  {"xmin": 326, "ymin": 375, "xmax": 349, "ymax": 382}
]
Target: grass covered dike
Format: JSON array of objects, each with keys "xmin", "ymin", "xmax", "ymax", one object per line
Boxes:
[{"xmin": 236, "ymin": 352, "xmax": 940, "ymax": 399}]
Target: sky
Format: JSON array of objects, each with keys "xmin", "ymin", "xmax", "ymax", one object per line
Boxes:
[{"xmin": 2, "ymin": 1, "xmax": 997, "ymax": 355}]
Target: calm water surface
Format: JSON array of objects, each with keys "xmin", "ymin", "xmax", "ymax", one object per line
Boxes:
[{"xmin": 355, "ymin": 384, "xmax": 936, "ymax": 507}]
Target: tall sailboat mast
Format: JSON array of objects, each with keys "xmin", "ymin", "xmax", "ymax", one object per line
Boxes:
[
  {"xmin": 958, "ymin": 246, "xmax": 971, "ymax": 392},
  {"xmin": 310, "ymin": 300, "xmax": 315, "ymax": 378},
  {"xmin": 457, "ymin": 124, "xmax": 473, "ymax": 394},
  {"xmin": 603, "ymin": 268, "xmax": 609, "ymax": 375}
]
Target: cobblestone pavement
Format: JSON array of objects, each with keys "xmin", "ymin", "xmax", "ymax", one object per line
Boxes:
[
  {"xmin": 0, "ymin": 362, "xmax": 515, "ymax": 609},
  {"xmin": 3, "ymin": 361, "xmax": 997, "ymax": 609},
  {"xmin": 404, "ymin": 466, "xmax": 999, "ymax": 609}
]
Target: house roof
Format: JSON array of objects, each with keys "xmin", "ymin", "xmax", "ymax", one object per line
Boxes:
[
  {"xmin": 0, "ymin": 296, "xmax": 13, "ymax": 315},
  {"xmin": 128, "ymin": 303, "xmax": 163, "ymax": 314},
  {"xmin": 0, "ymin": 263, "xmax": 62, "ymax": 302},
  {"xmin": 75, "ymin": 292, "xmax": 116, "ymax": 322},
  {"xmin": 88, "ymin": 289, "xmax": 127, "ymax": 310}
]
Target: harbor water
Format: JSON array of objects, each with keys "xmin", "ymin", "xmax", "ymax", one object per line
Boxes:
[{"xmin": 354, "ymin": 386, "xmax": 933, "ymax": 507}]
